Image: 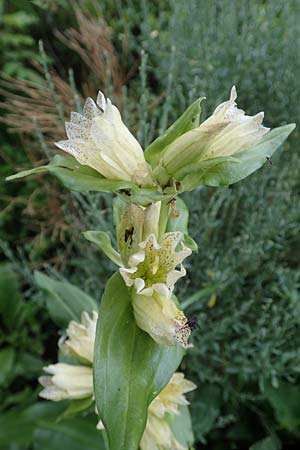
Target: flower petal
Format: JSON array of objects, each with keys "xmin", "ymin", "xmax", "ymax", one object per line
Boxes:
[{"xmin": 132, "ymin": 291, "xmax": 191, "ymax": 347}]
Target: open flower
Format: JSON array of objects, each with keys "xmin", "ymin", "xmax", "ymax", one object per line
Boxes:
[
  {"xmin": 60, "ymin": 311, "xmax": 98, "ymax": 364},
  {"xmin": 150, "ymin": 86, "xmax": 294, "ymax": 191},
  {"xmin": 117, "ymin": 202, "xmax": 192, "ymax": 347},
  {"xmin": 140, "ymin": 372, "xmax": 196, "ymax": 450},
  {"xmin": 161, "ymin": 86, "xmax": 270, "ymax": 175},
  {"xmin": 56, "ymin": 91, "xmax": 153, "ymax": 186},
  {"xmin": 149, "ymin": 372, "xmax": 196, "ymax": 418},
  {"xmin": 84, "ymin": 201, "xmax": 193, "ymax": 347},
  {"xmin": 132, "ymin": 290, "xmax": 191, "ymax": 347},
  {"xmin": 38, "ymin": 363, "xmax": 93, "ymax": 401},
  {"xmin": 84, "ymin": 202, "xmax": 192, "ymax": 347},
  {"xmin": 118, "ymin": 203, "xmax": 191, "ymax": 298}
]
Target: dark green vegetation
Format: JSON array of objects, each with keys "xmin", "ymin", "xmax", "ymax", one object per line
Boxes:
[{"xmin": 1, "ymin": 1, "xmax": 300, "ymax": 449}]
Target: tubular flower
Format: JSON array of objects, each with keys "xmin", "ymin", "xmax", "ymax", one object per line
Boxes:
[
  {"xmin": 56, "ymin": 90, "xmax": 153, "ymax": 186},
  {"xmin": 156, "ymin": 85, "xmax": 270, "ymax": 181},
  {"xmin": 132, "ymin": 290, "xmax": 191, "ymax": 347},
  {"xmin": 38, "ymin": 363, "xmax": 93, "ymax": 401},
  {"xmin": 117, "ymin": 202, "xmax": 192, "ymax": 347},
  {"xmin": 60, "ymin": 311, "xmax": 98, "ymax": 364},
  {"xmin": 39, "ymin": 311, "xmax": 97, "ymax": 401},
  {"xmin": 140, "ymin": 372, "xmax": 196, "ymax": 450},
  {"xmin": 118, "ymin": 203, "xmax": 191, "ymax": 298}
]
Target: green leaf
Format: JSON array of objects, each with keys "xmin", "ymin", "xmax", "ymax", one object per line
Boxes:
[
  {"xmin": 249, "ymin": 436, "xmax": 282, "ymax": 450},
  {"xmin": 83, "ymin": 231, "xmax": 122, "ymax": 266},
  {"xmin": 0, "ymin": 263, "xmax": 23, "ymax": 329},
  {"xmin": 191, "ymin": 384, "xmax": 222, "ymax": 439},
  {"xmin": 168, "ymin": 405, "xmax": 194, "ymax": 448},
  {"xmin": 0, "ymin": 347, "xmax": 16, "ymax": 386},
  {"xmin": 264, "ymin": 379, "xmax": 300, "ymax": 431},
  {"xmin": 6, "ymin": 154, "xmax": 168, "ymax": 206},
  {"xmin": 178, "ymin": 124, "xmax": 295, "ymax": 190},
  {"xmin": 0, "ymin": 402, "xmax": 64, "ymax": 447},
  {"xmin": 145, "ymin": 97, "xmax": 204, "ymax": 167},
  {"xmin": 34, "ymin": 271, "xmax": 97, "ymax": 328},
  {"xmin": 59, "ymin": 397, "xmax": 94, "ymax": 421},
  {"xmin": 33, "ymin": 416, "xmax": 106, "ymax": 450},
  {"xmin": 94, "ymin": 272, "xmax": 184, "ymax": 450}
]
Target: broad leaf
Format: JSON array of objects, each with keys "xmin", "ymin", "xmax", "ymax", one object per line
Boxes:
[
  {"xmin": 33, "ymin": 417, "xmax": 105, "ymax": 450},
  {"xmin": 264, "ymin": 379, "xmax": 300, "ymax": 431},
  {"xmin": 177, "ymin": 124, "xmax": 295, "ymax": 190},
  {"xmin": 249, "ymin": 436, "xmax": 281, "ymax": 450},
  {"xmin": 145, "ymin": 97, "xmax": 204, "ymax": 167},
  {"xmin": 190, "ymin": 384, "xmax": 222, "ymax": 440},
  {"xmin": 6, "ymin": 154, "xmax": 168, "ymax": 206},
  {"xmin": 0, "ymin": 402, "xmax": 64, "ymax": 447},
  {"xmin": 94, "ymin": 272, "xmax": 184, "ymax": 450},
  {"xmin": 83, "ymin": 231, "xmax": 122, "ymax": 266},
  {"xmin": 35, "ymin": 271, "xmax": 97, "ymax": 328}
]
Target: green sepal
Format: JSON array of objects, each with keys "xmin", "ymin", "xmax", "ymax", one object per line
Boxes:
[
  {"xmin": 58, "ymin": 397, "xmax": 94, "ymax": 421},
  {"xmin": 167, "ymin": 405, "xmax": 194, "ymax": 449},
  {"xmin": 94, "ymin": 272, "xmax": 184, "ymax": 450},
  {"xmin": 6, "ymin": 154, "xmax": 170, "ymax": 206},
  {"xmin": 177, "ymin": 124, "xmax": 295, "ymax": 190},
  {"xmin": 144, "ymin": 97, "xmax": 204, "ymax": 168},
  {"xmin": 34, "ymin": 271, "xmax": 97, "ymax": 328},
  {"xmin": 83, "ymin": 231, "xmax": 122, "ymax": 266},
  {"xmin": 112, "ymin": 197, "xmax": 127, "ymax": 227},
  {"xmin": 166, "ymin": 197, "xmax": 198, "ymax": 252}
]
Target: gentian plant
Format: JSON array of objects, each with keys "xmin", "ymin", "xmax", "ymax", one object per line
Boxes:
[{"xmin": 8, "ymin": 86, "xmax": 295, "ymax": 450}]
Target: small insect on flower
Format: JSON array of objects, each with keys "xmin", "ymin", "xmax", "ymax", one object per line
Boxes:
[
  {"xmin": 187, "ymin": 316, "xmax": 198, "ymax": 330},
  {"xmin": 266, "ymin": 156, "xmax": 273, "ymax": 165},
  {"xmin": 124, "ymin": 226, "xmax": 134, "ymax": 244}
]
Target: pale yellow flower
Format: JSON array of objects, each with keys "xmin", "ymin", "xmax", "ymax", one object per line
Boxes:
[
  {"xmin": 161, "ymin": 85, "xmax": 270, "ymax": 175},
  {"xmin": 39, "ymin": 312, "xmax": 97, "ymax": 401},
  {"xmin": 150, "ymin": 372, "xmax": 197, "ymax": 418},
  {"xmin": 56, "ymin": 91, "xmax": 153, "ymax": 186},
  {"xmin": 132, "ymin": 290, "xmax": 191, "ymax": 347},
  {"xmin": 38, "ymin": 313, "xmax": 196, "ymax": 449},
  {"xmin": 38, "ymin": 363, "xmax": 93, "ymax": 401},
  {"xmin": 117, "ymin": 202, "xmax": 192, "ymax": 347},
  {"xmin": 118, "ymin": 203, "xmax": 191, "ymax": 298},
  {"xmin": 140, "ymin": 372, "xmax": 196, "ymax": 450},
  {"xmin": 60, "ymin": 310, "xmax": 98, "ymax": 364}
]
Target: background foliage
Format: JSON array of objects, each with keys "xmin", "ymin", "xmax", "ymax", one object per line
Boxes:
[{"xmin": 1, "ymin": 0, "xmax": 300, "ymax": 449}]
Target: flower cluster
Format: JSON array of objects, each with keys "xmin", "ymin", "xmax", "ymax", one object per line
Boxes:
[{"xmin": 39, "ymin": 312, "xmax": 196, "ymax": 450}]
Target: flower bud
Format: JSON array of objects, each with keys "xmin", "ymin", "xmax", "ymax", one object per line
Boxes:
[{"xmin": 39, "ymin": 363, "xmax": 93, "ymax": 401}]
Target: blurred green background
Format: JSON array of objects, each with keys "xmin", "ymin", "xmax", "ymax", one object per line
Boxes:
[{"xmin": 1, "ymin": 1, "xmax": 300, "ymax": 449}]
